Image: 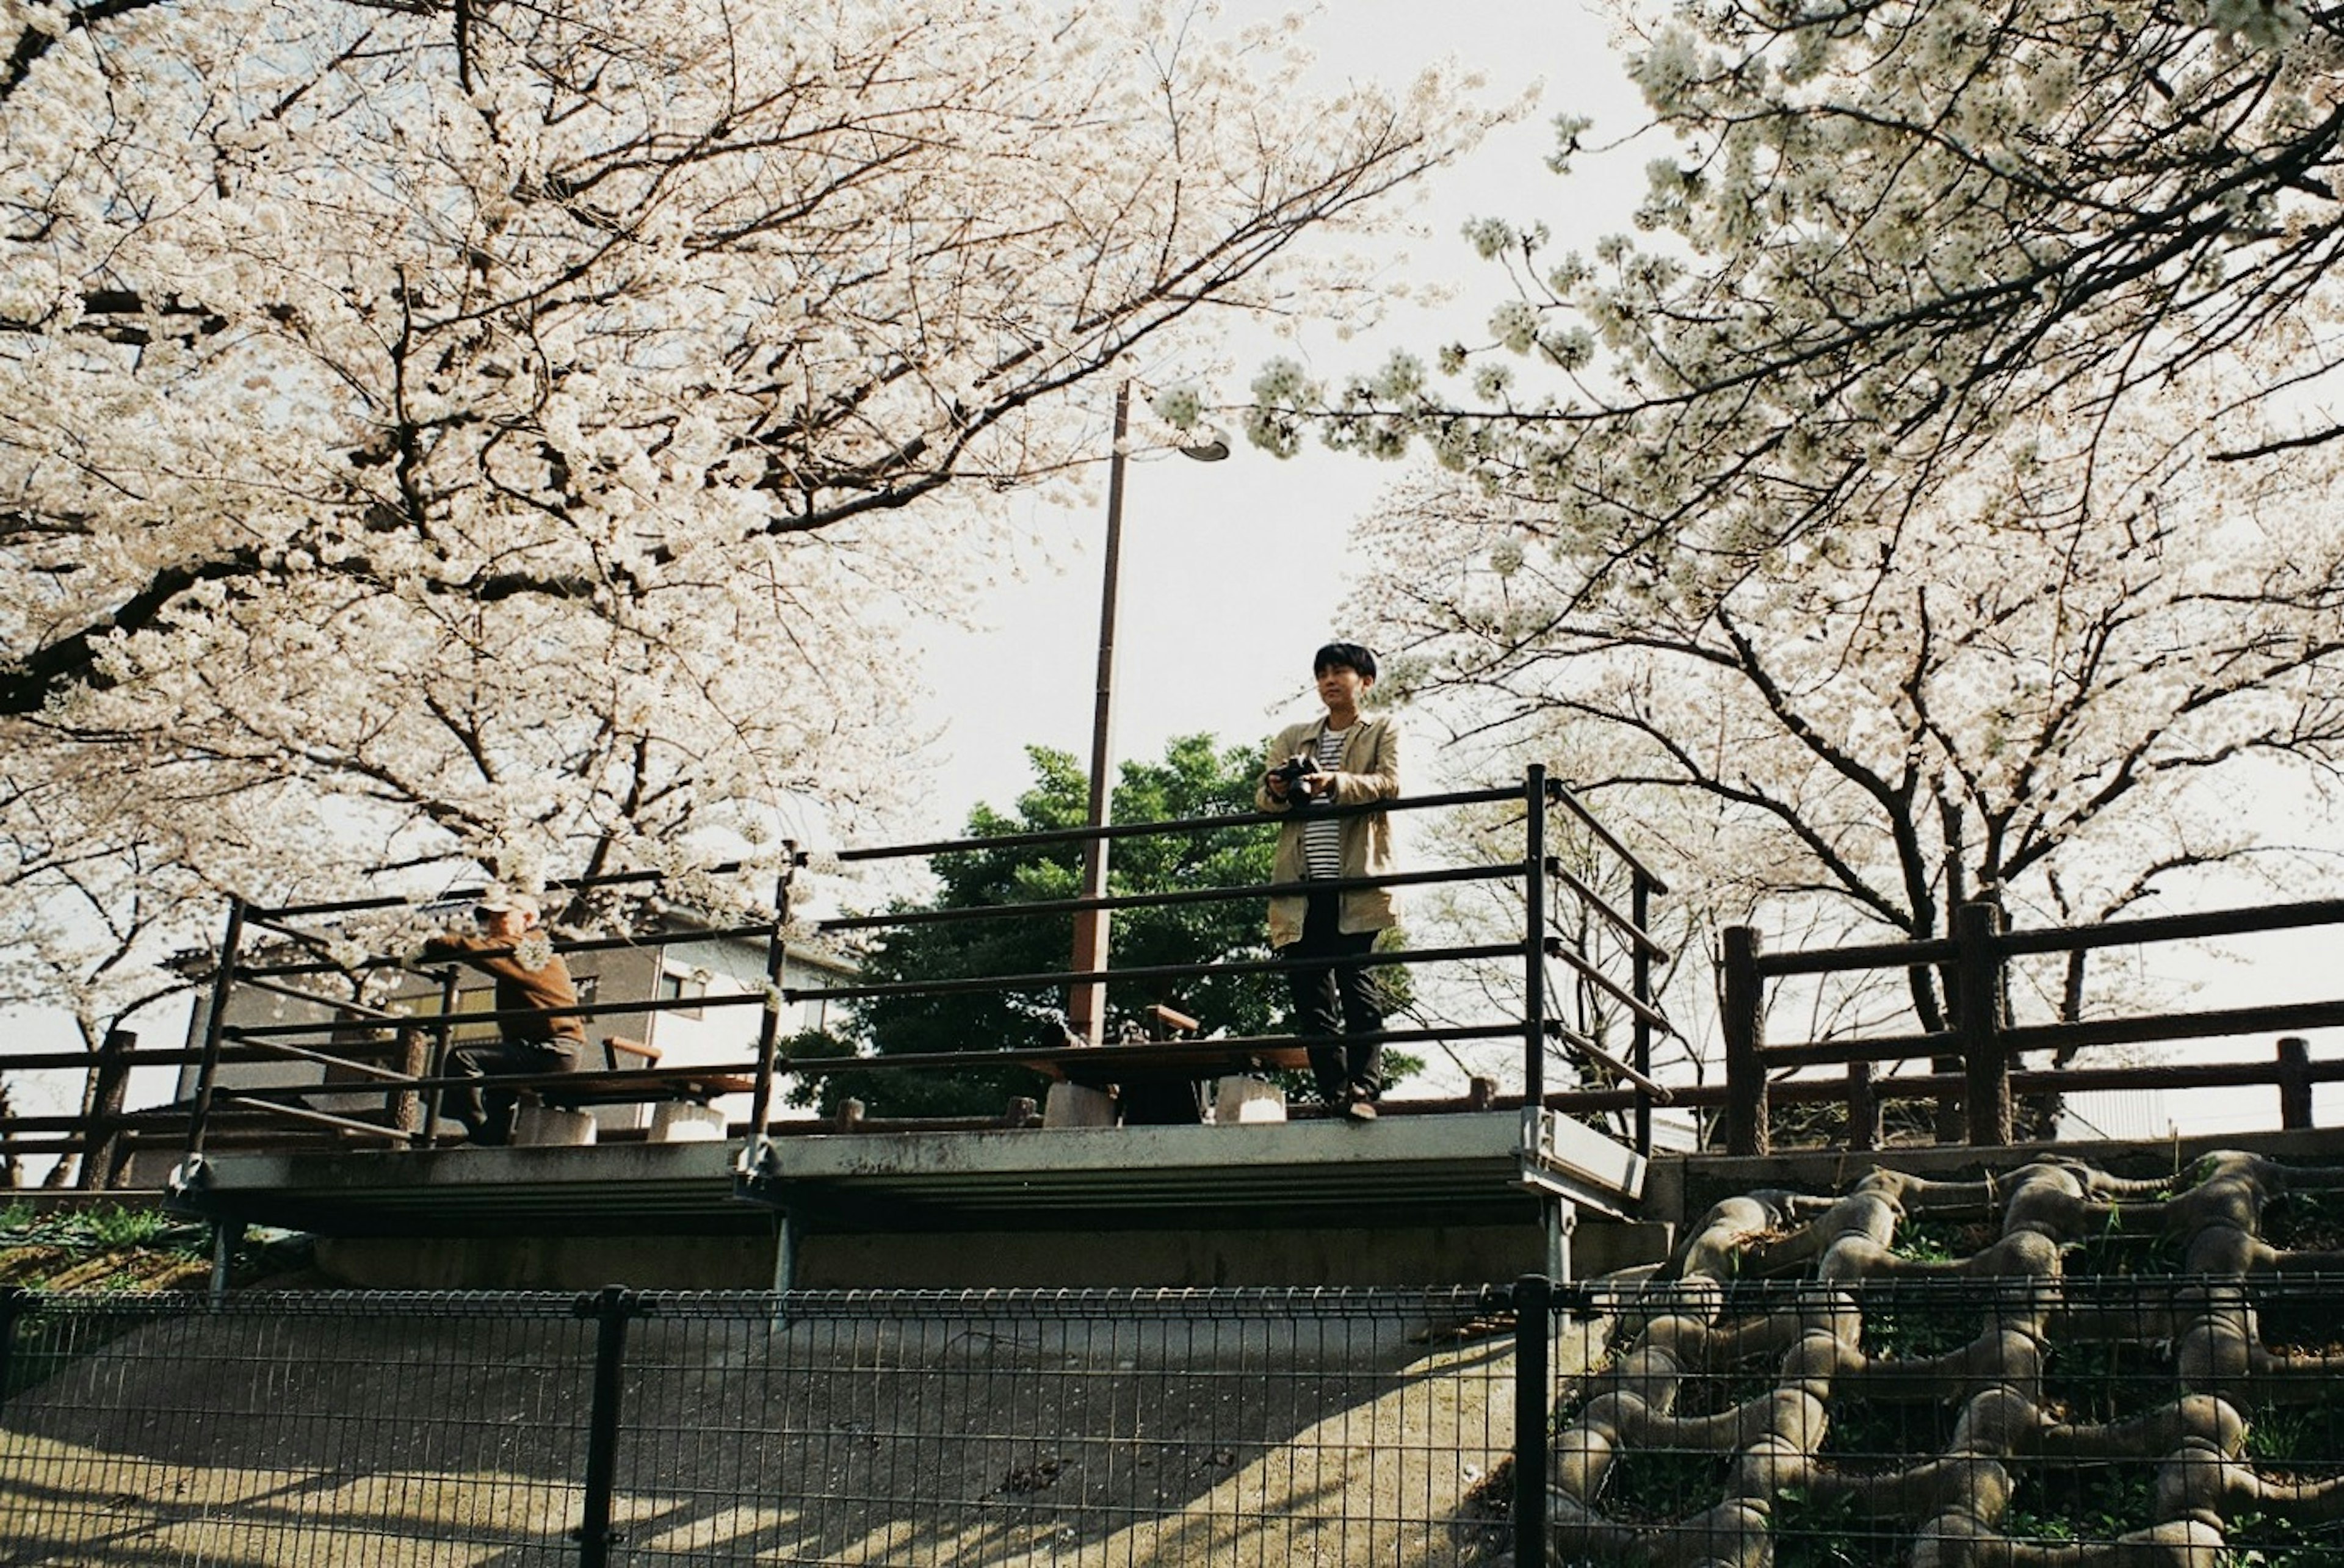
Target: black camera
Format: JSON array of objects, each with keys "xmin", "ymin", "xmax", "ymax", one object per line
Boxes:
[{"xmin": 1270, "ymin": 755, "xmax": 1320, "ymax": 803}]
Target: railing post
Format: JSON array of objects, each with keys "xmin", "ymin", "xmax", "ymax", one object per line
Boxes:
[
  {"xmin": 183, "ymin": 895, "xmax": 249, "ymax": 1166},
  {"xmin": 1956, "ymin": 900, "xmax": 2011, "ymax": 1146},
  {"xmin": 1721, "ymin": 925, "xmax": 1767, "ymax": 1155},
  {"xmin": 573, "ymin": 1285, "xmax": 635, "ymax": 1568},
  {"xmin": 747, "ymin": 850, "xmax": 797, "ymax": 1143},
  {"xmin": 1630, "ymin": 871, "xmax": 1654, "ymax": 1157},
  {"xmin": 1512, "ymin": 1272, "xmax": 1551, "ymax": 1567},
  {"xmin": 1524, "ymin": 767, "xmax": 1549, "ymax": 1108},
  {"xmin": 2277, "ymin": 1036, "xmax": 2314, "ymax": 1131},
  {"xmin": 416, "ymin": 966, "xmax": 461, "ymax": 1148}
]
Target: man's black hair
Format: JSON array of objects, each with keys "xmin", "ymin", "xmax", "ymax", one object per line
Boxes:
[{"xmin": 1313, "ymin": 641, "xmax": 1377, "ymax": 681}]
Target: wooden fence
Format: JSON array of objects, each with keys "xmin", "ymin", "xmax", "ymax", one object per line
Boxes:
[{"xmin": 1718, "ymin": 896, "xmax": 2344, "ymax": 1155}]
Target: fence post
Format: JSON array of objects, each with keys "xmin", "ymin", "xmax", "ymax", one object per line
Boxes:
[
  {"xmin": 1721, "ymin": 926, "xmax": 1767, "ymax": 1155},
  {"xmin": 1512, "ymin": 1273, "xmax": 1550, "ymax": 1567},
  {"xmin": 574, "ymin": 1285, "xmax": 636, "ymax": 1568},
  {"xmin": 78, "ymin": 1027, "xmax": 135, "ymax": 1190},
  {"xmin": 1524, "ymin": 768, "xmax": 1549, "ymax": 1109},
  {"xmin": 0, "ymin": 1285, "xmax": 26, "ymax": 1407},
  {"xmin": 2277, "ymin": 1036, "xmax": 2314, "ymax": 1131},
  {"xmin": 1956, "ymin": 900, "xmax": 2011, "ymax": 1146},
  {"xmin": 1847, "ymin": 1058, "xmax": 1879, "ymax": 1152}
]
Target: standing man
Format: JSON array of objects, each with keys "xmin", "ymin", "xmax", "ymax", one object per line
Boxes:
[
  {"xmin": 1257, "ymin": 642, "xmax": 1402, "ymax": 1121},
  {"xmin": 420, "ymin": 889, "xmax": 585, "ymax": 1146}
]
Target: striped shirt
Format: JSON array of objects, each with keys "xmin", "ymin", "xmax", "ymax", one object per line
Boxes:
[{"xmin": 1303, "ymin": 726, "xmax": 1349, "ymax": 880}]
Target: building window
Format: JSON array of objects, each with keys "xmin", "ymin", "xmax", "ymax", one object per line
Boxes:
[{"xmin": 656, "ymin": 970, "xmax": 705, "ymax": 1020}]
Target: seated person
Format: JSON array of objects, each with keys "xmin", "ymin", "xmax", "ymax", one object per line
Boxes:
[{"xmin": 421, "ymin": 890, "xmax": 584, "ymax": 1146}]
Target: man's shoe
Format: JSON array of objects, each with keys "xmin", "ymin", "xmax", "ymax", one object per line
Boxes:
[{"xmin": 1342, "ymin": 1096, "xmax": 1376, "ymax": 1124}]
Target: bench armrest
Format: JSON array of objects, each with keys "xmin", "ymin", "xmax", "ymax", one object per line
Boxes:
[{"xmin": 601, "ymin": 1034, "xmax": 663, "ymax": 1069}]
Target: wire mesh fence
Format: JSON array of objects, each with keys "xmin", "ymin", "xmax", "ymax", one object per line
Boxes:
[
  {"xmin": 21, "ymin": 1271, "xmax": 2340, "ymax": 1566},
  {"xmin": 0, "ymin": 1284, "xmax": 1551, "ymax": 1568}
]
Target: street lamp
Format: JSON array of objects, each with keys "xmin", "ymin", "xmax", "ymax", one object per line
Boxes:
[{"xmin": 1068, "ymin": 380, "xmax": 1229, "ymax": 1047}]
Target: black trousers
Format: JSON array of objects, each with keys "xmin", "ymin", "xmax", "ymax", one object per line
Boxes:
[
  {"xmin": 1286, "ymin": 891, "xmax": 1384, "ymax": 1105},
  {"xmin": 445, "ymin": 1037, "xmax": 580, "ymax": 1144}
]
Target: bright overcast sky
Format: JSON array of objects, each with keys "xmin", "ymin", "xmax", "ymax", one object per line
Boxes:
[{"xmin": 910, "ymin": 0, "xmax": 1652, "ymax": 827}]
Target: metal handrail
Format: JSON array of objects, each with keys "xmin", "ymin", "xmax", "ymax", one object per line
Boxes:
[{"xmin": 148, "ymin": 767, "xmax": 1671, "ymax": 1177}]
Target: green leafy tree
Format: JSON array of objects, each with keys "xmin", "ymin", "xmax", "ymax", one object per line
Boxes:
[{"xmin": 791, "ymin": 735, "xmax": 1287, "ymax": 1118}]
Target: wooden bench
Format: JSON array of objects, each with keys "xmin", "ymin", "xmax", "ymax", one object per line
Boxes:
[
  {"xmin": 506, "ymin": 1036, "xmax": 757, "ymax": 1144},
  {"xmin": 529, "ymin": 1037, "xmax": 756, "ymax": 1109}
]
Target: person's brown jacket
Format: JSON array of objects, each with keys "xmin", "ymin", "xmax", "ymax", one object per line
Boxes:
[
  {"xmin": 421, "ymin": 932, "xmax": 588, "ymax": 1046},
  {"xmin": 1254, "ymin": 712, "xmax": 1402, "ymax": 948}
]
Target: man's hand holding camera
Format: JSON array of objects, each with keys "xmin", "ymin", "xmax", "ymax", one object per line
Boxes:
[{"xmin": 1266, "ymin": 754, "xmax": 1333, "ymax": 806}]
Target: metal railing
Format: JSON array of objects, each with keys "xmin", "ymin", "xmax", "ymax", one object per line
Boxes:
[
  {"xmin": 0, "ymin": 767, "xmax": 1676, "ymax": 1183},
  {"xmin": 751, "ymin": 765, "xmax": 1677, "ymax": 1154}
]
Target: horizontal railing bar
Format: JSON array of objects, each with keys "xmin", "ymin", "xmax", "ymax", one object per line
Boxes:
[
  {"xmin": 215, "ymin": 1094, "xmax": 413, "ymax": 1141},
  {"xmin": 816, "ymin": 862, "xmax": 1522, "ymax": 933},
  {"xmin": 789, "ymin": 941, "xmax": 1525, "ymax": 1004},
  {"xmin": 2000, "ymin": 999, "xmax": 2344, "ymax": 1055},
  {"xmin": 234, "ymin": 923, "xmax": 779, "ymax": 983},
  {"xmin": 1748, "ymin": 898, "xmax": 2344, "ymax": 984},
  {"xmin": 1763, "ymin": 997, "xmax": 2344, "ymax": 1071},
  {"xmin": 257, "ymin": 866, "xmax": 703, "ymax": 922},
  {"xmin": 1543, "ymin": 941, "xmax": 1674, "ymax": 1034},
  {"xmin": 1763, "ymin": 1033, "xmax": 1952, "ymax": 1069},
  {"xmin": 1998, "ymin": 896, "xmax": 2344, "ymax": 956},
  {"xmin": 1769, "ymin": 1061, "xmax": 2344, "ymax": 1101},
  {"xmin": 1544, "ymin": 778, "xmax": 1671, "ymax": 896},
  {"xmin": 233, "ymin": 972, "xmax": 402, "ymax": 1021},
  {"xmin": 0, "ymin": 1043, "xmax": 430, "ymax": 1073},
  {"xmin": 827, "ymin": 785, "xmax": 1522, "ymax": 865},
  {"xmin": 214, "ymin": 1060, "xmax": 769, "ymax": 1104},
  {"xmin": 1756, "ymin": 936, "xmax": 1957, "ymax": 977},
  {"xmin": 1543, "ymin": 1024, "xmax": 1674, "ymax": 1100},
  {"xmin": 2011, "ymin": 1060, "xmax": 2344, "ymax": 1094},
  {"xmin": 225, "ymin": 1034, "xmax": 418, "ymax": 1084},
  {"xmin": 1544, "ymin": 859, "xmax": 1672, "ymax": 961},
  {"xmin": 222, "ymin": 991, "xmax": 764, "ymax": 1041},
  {"xmin": 779, "ymin": 1022, "xmax": 1528, "ymax": 1077}
]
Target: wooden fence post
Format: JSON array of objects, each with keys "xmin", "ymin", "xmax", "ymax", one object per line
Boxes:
[
  {"xmin": 1956, "ymin": 900, "xmax": 2011, "ymax": 1146},
  {"xmin": 77, "ymin": 1028, "xmax": 135, "ymax": 1190},
  {"xmin": 1721, "ymin": 925, "xmax": 1768, "ymax": 1155},
  {"xmin": 2276, "ymin": 1036, "xmax": 2313, "ymax": 1131},
  {"xmin": 1847, "ymin": 1058, "xmax": 1879, "ymax": 1152}
]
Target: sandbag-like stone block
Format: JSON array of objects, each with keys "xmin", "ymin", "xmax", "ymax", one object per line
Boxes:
[
  {"xmin": 650, "ymin": 1102, "xmax": 727, "ymax": 1142},
  {"xmin": 513, "ymin": 1105, "xmax": 597, "ymax": 1146},
  {"xmin": 1214, "ymin": 1077, "xmax": 1287, "ymax": 1124},
  {"xmin": 1043, "ymin": 1082, "xmax": 1118, "ymax": 1128}
]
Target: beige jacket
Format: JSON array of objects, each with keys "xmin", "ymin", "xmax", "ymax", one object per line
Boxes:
[{"xmin": 1255, "ymin": 712, "xmax": 1402, "ymax": 947}]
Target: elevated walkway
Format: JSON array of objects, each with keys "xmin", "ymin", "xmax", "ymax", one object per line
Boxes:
[{"xmin": 164, "ymin": 1110, "xmax": 1655, "ymax": 1290}]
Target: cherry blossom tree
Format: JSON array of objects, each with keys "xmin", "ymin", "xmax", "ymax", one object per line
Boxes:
[
  {"xmin": 1209, "ymin": 0, "xmax": 2344, "ymax": 1068},
  {"xmin": 1351, "ymin": 363, "xmax": 2344, "ymax": 1056},
  {"xmin": 1251, "ymin": 0, "xmax": 2344, "ymax": 602},
  {"xmin": 0, "ymin": 1, "xmax": 1505, "ymax": 1066}
]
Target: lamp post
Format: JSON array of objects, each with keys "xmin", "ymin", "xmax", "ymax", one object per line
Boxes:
[{"xmin": 1068, "ymin": 381, "xmax": 1228, "ymax": 1047}]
